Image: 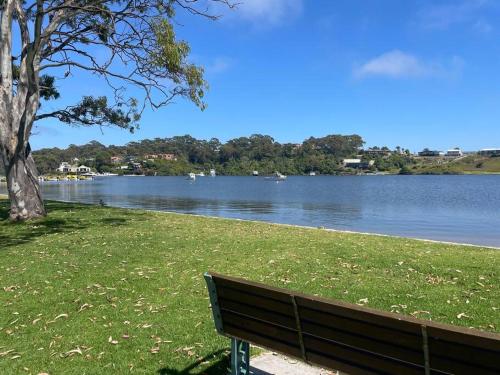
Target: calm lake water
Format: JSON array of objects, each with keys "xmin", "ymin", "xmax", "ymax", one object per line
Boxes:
[{"xmin": 2, "ymin": 175, "xmax": 499, "ymax": 247}]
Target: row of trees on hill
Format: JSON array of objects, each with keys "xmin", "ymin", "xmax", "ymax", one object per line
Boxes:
[{"xmin": 31, "ymin": 134, "xmax": 414, "ymax": 176}]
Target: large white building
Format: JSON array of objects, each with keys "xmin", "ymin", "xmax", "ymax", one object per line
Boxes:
[
  {"xmin": 342, "ymin": 159, "xmax": 375, "ymax": 168},
  {"xmin": 446, "ymin": 148, "xmax": 463, "ymax": 157},
  {"xmin": 56, "ymin": 162, "xmax": 92, "ymax": 174}
]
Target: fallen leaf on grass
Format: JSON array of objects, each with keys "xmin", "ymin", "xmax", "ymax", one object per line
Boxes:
[
  {"xmin": 0, "ymin": 349, "xmax": 14, "ymax": 357},
  {"xmin": 61, "ymin": 347, "xmax": 83, "ymax": 357},
  {"xmin": 108, "ymin": 336, "xmax": 118, "ymax": 345}
]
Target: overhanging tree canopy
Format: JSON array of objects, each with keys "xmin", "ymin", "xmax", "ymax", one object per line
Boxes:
[{"xmin": 0, "ymin": 0, "xmax": 232, "ymax": 220}]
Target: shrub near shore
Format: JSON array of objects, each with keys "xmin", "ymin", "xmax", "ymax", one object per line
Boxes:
[{"xmin": 0, "ymin": 201, "xmax": 498, "ymax": 374}]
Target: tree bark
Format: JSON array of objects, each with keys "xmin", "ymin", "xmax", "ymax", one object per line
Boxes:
[{"xmin": 5, "ymin": 150, "xmax": 46, "ymax": 221}]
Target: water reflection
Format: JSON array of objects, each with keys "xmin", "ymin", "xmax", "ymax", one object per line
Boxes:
[{"xmin": 14, "ymin": 175, "xmax": 500, "ymax": 247}]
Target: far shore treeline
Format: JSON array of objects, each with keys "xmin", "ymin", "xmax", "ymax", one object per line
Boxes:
[{"xmin": 28, "ymin": 134, "xmax": 414, "ymax": 176}]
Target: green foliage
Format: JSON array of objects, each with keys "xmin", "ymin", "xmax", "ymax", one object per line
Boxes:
[
  {"xmin": 151, "ymin": 19, "xmax": 207, "ymax": 109},
  {"xmin": 33, "ymin": 134, "xmax": 372, "ymax": 175},
  {"xmin": 56, "ymin": 96, "xmax": 139, "ymax": 131}
]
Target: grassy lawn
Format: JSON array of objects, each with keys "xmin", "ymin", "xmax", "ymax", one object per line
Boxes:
[{"xmin": 0, "ymin": 201, "xmax": 498, "ymax": 374}]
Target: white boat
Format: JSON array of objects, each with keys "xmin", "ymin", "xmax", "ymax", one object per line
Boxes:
[
  {"xmin": 95, "ymin": 172, "xmax": 119, "ymax": 177},
  {"xmin": 252, "ymin": 170, "xmax": 259, "ymax": 176},
  {"xmin": 187, "ymin": 172, "xmax": 196, "ymax": 180},
  {"xmin": 196, "ymin": 172, "xmax": 205, "ymax": 177},
  {"xmin": 275, "ymin": 172, "xmax": 287, "ymax": 181},
  {"xmin": 309, "ymin": 171, "xmax": 316, "ymax": 176},
  {"xmin": 210, "ymin": 169, "xmax": 216, "ymax": 177},
  {"xmin": 265, "ymin": 172, "xmax": 287, "ymax": 181}
]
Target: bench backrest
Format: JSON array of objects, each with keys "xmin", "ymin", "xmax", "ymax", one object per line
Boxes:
[{"xmin": 205, "ymin": 272, "xmax": 500, "ymax": 375}]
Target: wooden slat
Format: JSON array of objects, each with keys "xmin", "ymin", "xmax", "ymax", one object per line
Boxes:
[
  {"xmin": 223, "ymin": 324, "xmax": 303, "ymax": 359},
  {"xmin": 296, "ymin": 295, "xmax": 422, "ymax": 335},
  {"xmin": 217, "ymin": 286, "xmax": 294, "ymax": 316},
  {"xmin": 428, "ymin": 353, "xmax": 498, "ymax": 375},
  {"xmin": 220, "ymin": 310, "xmax": 299, "ymax": 346},
  {"xmin": 219, "ymin": 298, "xmax": 296, "ymax": 329},
  {"xmin": 213, "ymin": 275, "xmax": 292, "ymax": 303},
  {"xmin": 303, "ymin": 335, "xmax": 425, "ymax": 375},
  {"xmin": 429, "ymin": 338, "xmax": 500, "ymax": 371},
  {"xmin": 298, "ymin": 305, "xmax": 422, "ymax": 351},
  {"xmin": 427, "ymin": 325, "xmax": 500, "ymax": 352},
  {"xmin": 301, "ymin": 320, "xmax": 424, "ymax": 365}
]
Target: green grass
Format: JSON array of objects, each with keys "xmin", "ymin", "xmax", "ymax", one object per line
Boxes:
[
  {"xmin": 0, "ymin": 201, "xmax": 499, "ymax": 374},
  {"xmin": 411, "ymin": 155, "xmax": 500, "ymax": 174},
  {"xmin": 451, "ymin": 155, "xmax": 500, "ymax": 174}
]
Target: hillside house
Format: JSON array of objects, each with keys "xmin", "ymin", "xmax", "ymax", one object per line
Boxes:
[
  {"xmin": 479, "ymin": 148, "xmax": 500, "ymax": 156},
  {"xmin": 446, "ymin": 148, "xmax": 463, "ymax": 157},
  {"xmin": 342, "ymin": 159, "xmax": 375, "ymax": 169}
]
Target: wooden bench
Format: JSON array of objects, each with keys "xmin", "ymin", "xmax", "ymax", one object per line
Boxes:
[{"xmin": 204, "ymin": 272, "xmax": 500, "ymax": 375}]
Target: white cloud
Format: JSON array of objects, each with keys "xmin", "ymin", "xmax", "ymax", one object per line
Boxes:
[
  {"xmin": 236, "ymin": 0, "xmax": 303, "ymax": 27},
  {"xmin": 418, "ymin": 0, "xmax": 493, "ymax": 31},
  {"xmin": 354, "ymin": 50, "xmax": 464, "ymax": 80}
]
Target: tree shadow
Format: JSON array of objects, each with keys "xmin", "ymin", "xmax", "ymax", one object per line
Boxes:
[
  {"xmin": 158, "ymin": 349, "xmax": 230, "ymax": 375},
  {"xmin": 0, "ymin": 200, "xmax": 135, "ymax": 250}
]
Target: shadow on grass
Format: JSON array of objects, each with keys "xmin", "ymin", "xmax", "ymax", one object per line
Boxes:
[
  {"xmin": 0, "ymin": 200, "xmax": 136, "ymax": 250},
  {"xmin": 158, "ymin": 349, "xmax": 230, "ymax": 375}
]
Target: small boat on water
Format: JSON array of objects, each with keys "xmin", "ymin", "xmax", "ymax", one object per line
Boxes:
[
  {"xmin": 265, "ymin": 172, "xmax": 287, "ymax": 181},
  {"xmin": 275, "ymin": 172, "xmax": 287, "ymax": 181},
  {"xmin": 196, "ymin": 172, "xmax": 205, "ymax": 177},
  {"xmin": 210, "ymin": 169, "xmax": 216, "ymax": 177},
  {"xmin": 252, "ymin": 170, "xmax": 259, "ymax": 176},
  {"xmin": 309, "ymin": 171, "xmax": 316, "ymax": 176},
  {"xmin": 187, "ymin": 172, "xmax": 196, "ymax": 180}
]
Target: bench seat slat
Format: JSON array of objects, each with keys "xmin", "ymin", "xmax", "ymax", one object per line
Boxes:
[
  {"xmin": 221, "ymin": 310, "xmax": 300, "ymax": 347},
  {"xmin": 217, "ymin": 285, "xmax": 294, "ymax": 316},
  {"xmin": 296, "ymin": 295, "xmax": 422, "ymax": 335},
  {"xmin": 213, "ymin": 275, "xmax": 292, "ymax": 303},
  {"xmin": 303, "ymin": 335, "xmax": 428, "ymax": 375},
  {"xmin": 429, "ymin": 338, "xmax": 500, "ymax": 371},
  {"xmin": 427, "ymin": 325, "xmax": 500, "ymax": 352},
  {"xmin": 298, "ymin": 305, "xmax": 422, "ymax": 351},
  {"xmin": 219, "ymin": 298, "xmax": 297, "ymax": 329},
  {"xmin": 301, "ymin": 320, "xmax": 424, "ymax": 365},
  {"xmin": 428, "ymin": 352, "xmax": 499, "ymax": 375}
]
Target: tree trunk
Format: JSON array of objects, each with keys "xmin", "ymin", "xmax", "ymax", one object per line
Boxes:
[{"xmin": 6, "ymin": 152, "xmax": 46, "ymax": 221}]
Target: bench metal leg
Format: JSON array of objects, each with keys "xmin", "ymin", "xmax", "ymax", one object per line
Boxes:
[{"xmin": 231, "ymin": 338, "xmax": 249, "ymax": 375}]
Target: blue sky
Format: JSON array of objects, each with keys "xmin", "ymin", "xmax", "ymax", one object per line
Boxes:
[{"xmin": 32, "ymin": 0, "xmax": 500, "ymax": 152}]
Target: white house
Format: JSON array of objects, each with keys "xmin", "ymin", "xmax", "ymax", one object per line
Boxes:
[
  {"xmin": 342, "ymin": 159, "xmax": 375, "ymax": 169},
  {"xmin": 57, "ymin": 162, "xmax": 77, "ymax": 173},
  {"xmin": 77, "ymin": 165, "xmax": 91, "ymax": 173},
  {"xmin": 343, "ymin": 159, "xmax": 362, "ymax": 167},
  {"xmin": 446, "ymin": 148, "xmax": 463, "ymax": 157},
  {"xmin": 56, "ymin": 162, "xmax": 91, "ymax": 173}
]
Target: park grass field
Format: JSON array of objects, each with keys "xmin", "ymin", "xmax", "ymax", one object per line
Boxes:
[{"xmin": 0, "ymin": 200, "xmax": 498, "ymax": 374}]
